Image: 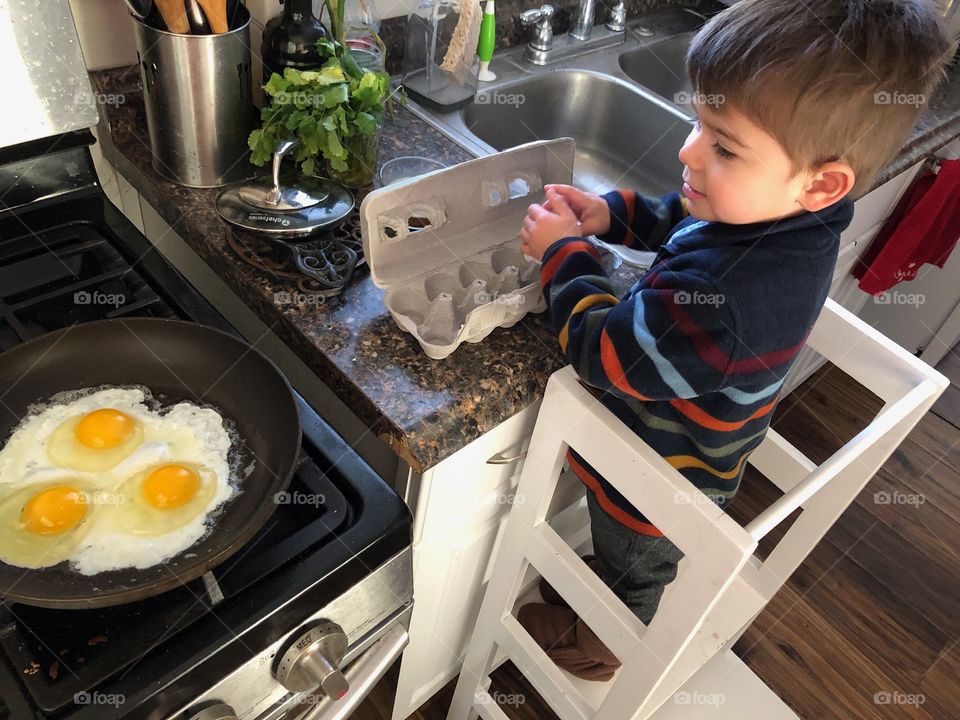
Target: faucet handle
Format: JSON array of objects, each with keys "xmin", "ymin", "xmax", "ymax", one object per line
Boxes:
[
  {"xmin": 520, "ymin": 4, "xmax": 554, "ymax": 52},
  {"xmin": 520, "ymin": 4, "xmax": 555, "ymax": 25},
  {"xmin": 606, "ymin": 0, "xmax": 627, "ymax": 32}
]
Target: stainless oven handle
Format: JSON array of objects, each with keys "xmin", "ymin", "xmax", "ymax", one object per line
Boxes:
[{"xmin": 297, "ymin": 623, "xmax": 408, "ymax": 720}]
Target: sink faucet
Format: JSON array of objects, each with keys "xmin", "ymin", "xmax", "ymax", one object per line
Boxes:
[
  {"xmin": 569, "ymin": 0, "xmax": 595, "ymax": 39},
  {"xmin": 520, "ymin": 0, "xmax": 625, "ymax": 65}
]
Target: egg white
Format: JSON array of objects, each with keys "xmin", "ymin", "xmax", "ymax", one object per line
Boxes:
[{"xmin": 0, "ymin": 388, "xmax": 238, "ymax": 574}]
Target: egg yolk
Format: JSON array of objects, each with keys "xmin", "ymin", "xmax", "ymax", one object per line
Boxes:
[
  {"xmin": 75, "ymin": 408, "xmax": 137, "ymax": 449},
  {"xmin": 142, "ymin": 464, "xmax": 201, "ymax": 509},
  {"xmin": 20, "ymin": 486, "xmax": 87, "ymax": 535}
]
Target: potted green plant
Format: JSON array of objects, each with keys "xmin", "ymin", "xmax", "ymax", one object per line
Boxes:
[{"xmin": 248, "ymin": 0, "xmax": 391, "ymax": 187}]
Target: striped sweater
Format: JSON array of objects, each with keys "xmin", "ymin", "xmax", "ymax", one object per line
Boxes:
[{"xmin": 540, "ymin": 190, "xmax": 853, "ymax": 535}]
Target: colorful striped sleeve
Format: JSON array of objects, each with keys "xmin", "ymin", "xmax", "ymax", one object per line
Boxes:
[
  {"xmin": 540, "ymin": 238, "xmax": 737, "ymax": 401},
  {"xmin": 595, "ymin": 190, "xmax": 687, "ymax": 252}
]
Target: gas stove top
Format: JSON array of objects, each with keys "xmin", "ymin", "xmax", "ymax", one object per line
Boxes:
[{"xmin": 0, "ymin": 136, "xmax": 412, "ymax": 720}]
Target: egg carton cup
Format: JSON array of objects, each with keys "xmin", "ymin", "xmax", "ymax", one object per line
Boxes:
[{"xmin": 361, "ymin": 138, "xmax": 577, "ymax": 359}]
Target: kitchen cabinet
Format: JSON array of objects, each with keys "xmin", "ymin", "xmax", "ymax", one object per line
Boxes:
[{"xmin": 391, "ymin": 402, "xmax": 538, "ymax": 720}]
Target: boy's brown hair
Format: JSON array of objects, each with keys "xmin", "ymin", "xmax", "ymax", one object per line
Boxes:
[{"xmin": 687, "ymin": 0, "xmax": 956, "ymax": 197}]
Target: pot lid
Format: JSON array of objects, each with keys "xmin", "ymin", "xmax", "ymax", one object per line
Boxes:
[{"xmin": 216, "ymin": 140, "xmax": 354, "ymax": 238}]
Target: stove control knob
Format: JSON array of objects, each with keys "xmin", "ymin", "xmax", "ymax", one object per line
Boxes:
[
  {"xmin": 275, "ymin": 621, "xmax": 350, "ymax": 699},
  {"xmin": 184, "ymin": 703, "xmax": 239, "ymax": 720}
]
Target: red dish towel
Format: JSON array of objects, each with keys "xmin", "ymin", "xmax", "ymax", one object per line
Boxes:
[{"xmin": 853, "ymin": 158, "xmax": 960, "ymax": 294}]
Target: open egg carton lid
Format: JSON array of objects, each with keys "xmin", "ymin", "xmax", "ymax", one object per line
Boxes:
[{"xmin": 360, "ymin": 138, "xmax": 576, "ymax": 359}]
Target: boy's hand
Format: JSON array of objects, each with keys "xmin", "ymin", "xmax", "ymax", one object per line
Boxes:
[
  {"xmin": 520, "ymin": 193, "xmax": 582, "ymax": 261},
  {"xmin": 544, "ymin": 185, "xmax": 611, "ymax": 237}
]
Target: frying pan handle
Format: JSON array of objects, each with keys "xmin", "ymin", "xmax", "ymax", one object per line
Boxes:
[{"xmin": 298, "ymin": 623, "xmax": 408, "ymax": 720}]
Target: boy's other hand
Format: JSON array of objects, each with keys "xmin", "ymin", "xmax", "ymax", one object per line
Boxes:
[
  {"xmin": 544, "ymin": 185, "xmax": 611, "ymax": 237},
  {"xmin": 520, "ymin": 193, "xmax": 582, "ymax": 261}
]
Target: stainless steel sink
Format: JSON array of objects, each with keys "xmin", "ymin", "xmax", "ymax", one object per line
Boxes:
[
  {"xmin": 618, "ymin": 32, "xmax": 694, "ymax": 111},
  {"xmin": 462, "ymin": 70, "xmax": 689, "ymax": 195},
  {"xmin": 403, "ymin": 9, "xmax": 704, "ymax": 194}
]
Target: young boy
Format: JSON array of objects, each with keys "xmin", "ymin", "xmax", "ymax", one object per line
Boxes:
[{"xmin": 517, "ymin": 0, "xmax": 955, "ymax": 681}]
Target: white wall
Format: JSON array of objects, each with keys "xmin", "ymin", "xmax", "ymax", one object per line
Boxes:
[{"xmin": 68, "ymin": 0, "xmax": 422, "ymax": 72}]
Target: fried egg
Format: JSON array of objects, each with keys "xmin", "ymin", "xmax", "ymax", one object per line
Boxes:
[
  {"xmin": 0, "ymin": 387, "xmax": 238, "ymax": 574},
  {"xmin": 47, "ymin": 408, "xmax": 145, "ymax": 472},
  {"xmin": 114, "ymin": 462, "xmax": 218, "ymax": 535},
  {"xmin": 0, "ymin": 481, "xmax": 98, "ymax": 568}
]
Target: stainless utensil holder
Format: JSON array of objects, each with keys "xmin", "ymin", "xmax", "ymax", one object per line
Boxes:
[{"xmin": 132, "ymin": 6, "xmax": 255, "ymax": 188}]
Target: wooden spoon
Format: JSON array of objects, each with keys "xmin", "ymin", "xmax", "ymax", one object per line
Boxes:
[
  {"xmin": 195, "ymin": 0, "xmax": 228, "ymax": 33},
  {"xmin": 154, "ymin": 0, "xmax": 190, "ymax": 33}
]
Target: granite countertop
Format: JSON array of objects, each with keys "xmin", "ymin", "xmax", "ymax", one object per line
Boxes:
[
  {"xmin": 872, "ymin": 61, "xmax": 960, "ymax": 188},
  {"xmin": 90, "ymin": 66, "xmax": 647, "ymax": 474},
  {"xmin": 89, "ymin": 55, "xmax": 960, "ymax": 474}
]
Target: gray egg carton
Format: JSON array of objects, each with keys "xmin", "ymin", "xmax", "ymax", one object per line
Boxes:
[{"xmin": 361, "ymin": 138, "xmax": 576, "ymax": 359}]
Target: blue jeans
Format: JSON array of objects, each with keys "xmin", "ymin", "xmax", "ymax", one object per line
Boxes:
[{"xmin": 586, "ymin": 491, "xmax": 685, "ymax": 625}]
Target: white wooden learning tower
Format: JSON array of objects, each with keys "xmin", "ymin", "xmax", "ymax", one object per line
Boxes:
[{"xmin": 447, "ymin": 298, "xmax": 949, "ymax": 720}]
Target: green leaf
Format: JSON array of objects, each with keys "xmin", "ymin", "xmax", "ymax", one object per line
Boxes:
[
  {"xmin": 319, "ymin": 83, "xmax": 350, "ymax": 108},
  {"xmin": 301, "ymin": 156, "xmax": 316, "ymax": 176},
  {"xmin": 263, "ymin": 72, "xmax": 289, "ymax": 96},
  {"xmin": 353, "ymin": 111, "xmax": 376, "ymax": 136}
]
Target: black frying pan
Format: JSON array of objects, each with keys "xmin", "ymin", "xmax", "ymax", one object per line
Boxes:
[{"xmin": 0, "ymin": 319, "xmax": 301, "ymax": 609}]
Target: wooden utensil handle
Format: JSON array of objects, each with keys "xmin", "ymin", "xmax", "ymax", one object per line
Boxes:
[
  {"xmin": 196, "ymin": 0, "xmax": 228, "ymax": 33},
  {"xmin": 155, "ymin": 0, "xmax": 190, "ymax": 33}
]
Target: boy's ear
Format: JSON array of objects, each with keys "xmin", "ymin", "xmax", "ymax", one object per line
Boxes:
[{"xmin": 798, "ymin": 161, "xmax": 856, "ymax": 212}]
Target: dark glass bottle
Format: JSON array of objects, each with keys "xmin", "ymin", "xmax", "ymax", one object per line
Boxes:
[{"xmin": 261, "ymin": 0, "xmax": 329, "ymax": 84}]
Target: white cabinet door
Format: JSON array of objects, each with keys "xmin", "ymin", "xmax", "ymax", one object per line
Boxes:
[
  {"xmin": 392, "ymin": 405, "xmax": 538, "ymax": 720},
  {"xmin": 393, "ymin": 510, "xmax": 511, "ymax": 720}
]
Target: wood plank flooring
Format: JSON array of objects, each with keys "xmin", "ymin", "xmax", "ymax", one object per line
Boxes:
[{"xmin": 357, "ymin": 346, "xmax": 960, "ymax": 719}]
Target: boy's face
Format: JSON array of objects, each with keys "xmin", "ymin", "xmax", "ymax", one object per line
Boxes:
[{"xmin": 678, "ymin": 101, "xmax": 816, "ymax": 224}]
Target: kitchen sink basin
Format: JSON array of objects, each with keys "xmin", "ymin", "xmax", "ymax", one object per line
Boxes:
[
  {"xmin": 618, "ymin": 32, "xmax": 694, "ymax": 111},
  {"xmin": 461, "ymin": 70, "xmax": 688, "ymax": 195},
  {"xmin": 403, "ymin": 7, "xmax": 708, "ymax": 196}
]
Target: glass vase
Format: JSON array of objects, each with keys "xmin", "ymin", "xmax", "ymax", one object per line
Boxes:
[{"xmin": 328, "ymin": 124, "xmax": 382, "ymax": 188}]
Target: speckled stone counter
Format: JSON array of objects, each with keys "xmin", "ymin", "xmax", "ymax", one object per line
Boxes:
[
  {"xmin": 90, "ymin": 55, "xmax": 960, "ymax": 473},
  {"xmin": 89, "ymin": 66, "xmax": 647, "ymax": 474},
  {"xmin": 873, "ymin": 63, "xmax": 960, "ymax": 188}
]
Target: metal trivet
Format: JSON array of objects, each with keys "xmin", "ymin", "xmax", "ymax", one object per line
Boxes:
[{"xmin": 226, "ymin": 212, "xmax": 366, "ymax": 297}]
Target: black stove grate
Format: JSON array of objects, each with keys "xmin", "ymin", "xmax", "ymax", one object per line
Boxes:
[{"xmin": 0, "ymin": 222, "xmax": 177, "ymax": 351}]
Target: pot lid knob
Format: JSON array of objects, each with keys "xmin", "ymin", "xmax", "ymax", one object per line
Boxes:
[{"xmin": 238, "ymin": 139, "xmax": 330, "ymax": 211}]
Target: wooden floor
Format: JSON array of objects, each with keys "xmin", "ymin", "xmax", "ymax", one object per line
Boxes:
[{"xmin": 358, "ymin": 347, "xmax": 960, "ymax": 720}]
